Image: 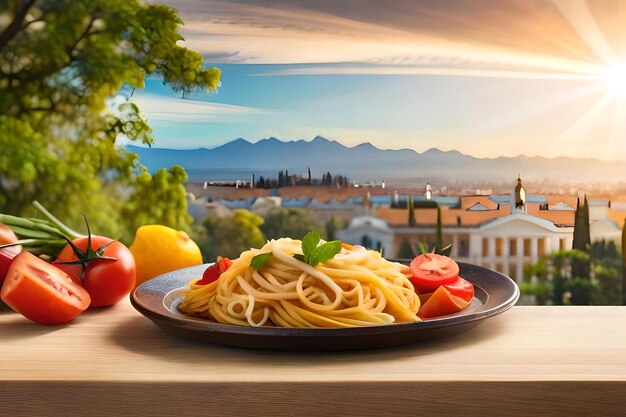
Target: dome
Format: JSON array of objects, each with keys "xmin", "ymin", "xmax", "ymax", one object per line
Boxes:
[{"xmin": 347, "ymin": 216, "xmax": 390, "ymax": 231}]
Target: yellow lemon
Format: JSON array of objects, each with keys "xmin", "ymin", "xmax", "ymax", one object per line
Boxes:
[{"xmin": 129, "ymin": 225, "xmax": 202, "ymax": 288}]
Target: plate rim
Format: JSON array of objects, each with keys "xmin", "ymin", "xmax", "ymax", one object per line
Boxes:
[{"xmin": 131, "ymin": 261, "xmax": 520, "ymax": 337}]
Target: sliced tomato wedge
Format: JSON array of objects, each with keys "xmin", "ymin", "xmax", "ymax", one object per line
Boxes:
[
  {"xmin": 197, "ymin": 257, "xmax": 232, "ymax": 285},
  {"xmin": 418, "ymin": 285, "xmax": 471, "ymax": 319},
  {"xmin": 1, "ymin": 252, "xmax": 91, "ymax": 325},
  {"xmin": 409, "ymin": 253, "xmax": 460, "ymax": 292},
  {"xmin": 0, "ymin": 248, "xmax": 18, "ymax": 287},
  {"xmin": 0, "ymin": 223, "xmax": 21, "ymax": 286},
  {"xmin": 443, "ymin": 277, "xmax": 474, "ymax": 302}
]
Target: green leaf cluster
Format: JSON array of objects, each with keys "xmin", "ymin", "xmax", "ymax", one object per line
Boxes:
[
  {"xmin": 0, "ymin": 0, "xmax": 221, "ymax": 243},
  {"xmin": 295, "ymin": 231, "xmax": 341, "ymax": 267},
  {"xmin": 261, "ymin": 207, "xmax": 324, "ymax": 241},
  {"xmin": 194, "ymin": 210, "xmax": 265, "ymax": 261},
  {"xmin": 521, "ymin": 245, "xmax": 623, "ymax": 306}
]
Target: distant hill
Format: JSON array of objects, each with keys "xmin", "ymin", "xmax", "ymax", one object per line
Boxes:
[{"xmin": 127, "ymin": 136, "xmax": 626, "ymax": 184}]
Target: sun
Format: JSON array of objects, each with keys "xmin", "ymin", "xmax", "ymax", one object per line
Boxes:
[{"xmin": 600, "ymin": 61, "xmax": 626, "ymax": 98}]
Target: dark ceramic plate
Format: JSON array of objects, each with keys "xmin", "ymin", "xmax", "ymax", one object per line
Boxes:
[{"xmin": 131, "ymin": 262, "xmax": 519, "ymax": 351}]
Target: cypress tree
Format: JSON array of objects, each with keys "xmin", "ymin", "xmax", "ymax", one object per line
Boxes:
[
  {"xmin": 572, "ymin": 197, "xmax": 581, "ymax": 249},
  {"xmin": 571, "ymin": 195, "xmax": 591, "ymax": 304},
  {"xmin": 408, "ymin": 195, "xmax": 415, "ymax": 226},
  {"xmin": 397, "ymin": 239, "xmax": 415, "ymax": 259},
  {"xmin": 622, "ymin": 219, "xmax": 626, "ymax": 305},
  {"xmin": 307, "ymin": 167, "xmax": 311, "ymax": 185},
  {"xmin": 583, "ymin": 195, "xmax": 591, "ymax": 249},
  {"xmin": 572, "ymin": 195, "xmax": 591, "ymax": 253},
  {"xmin": 435, "ymin": 205, "xmax": 443, "ymax": 252},
  {"xmin": 326, "ymin": 218, "xmax": 336, "ymax": 241}
]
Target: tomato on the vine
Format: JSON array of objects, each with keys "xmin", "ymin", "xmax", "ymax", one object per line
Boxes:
[{"xmin": 55, "ymin": 236, "xmax": 136, "ymax": 307}]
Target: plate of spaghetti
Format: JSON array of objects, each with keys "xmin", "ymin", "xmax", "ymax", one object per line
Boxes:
[{"xmin": 131, "ymin": 236, "xmax": 519, "ymax": 350}]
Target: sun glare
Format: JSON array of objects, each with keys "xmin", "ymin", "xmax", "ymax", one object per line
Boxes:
[{"xmin": 600, "ymin": 61, "xmax": 626, "ymax": 98}]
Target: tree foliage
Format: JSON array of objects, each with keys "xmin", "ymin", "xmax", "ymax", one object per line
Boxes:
[
  {"xmin": 397, "ymin": 239, "xmax": 415, "ymax": 259},
  {"xmin": 261, "ymin": 207, "xmax": 324, "ymax": 241},
  {"xmin": 572, "ymin": 196, "xmax": 591, "ymax": 278},
  {"xmin": 0, "ymin": 0, "xmax": 220, "ymax": 242},
  {"xmin": 325, "ymin": 215, "xmax": 346, "ymax": 241},
  {"xmin": 407, "ymin": 195, "xmax": 415, "ymax": 226},
  {"xmin": 522, "ymin": 243, "xmax": 622, "ymax": 306},
  {"xmin": 622, "ymin": 219, "xmax": 626, "ymax": 306},
  {"xmin": 196, "ymin": 210, "xmax": 265, "ymax": 261}
]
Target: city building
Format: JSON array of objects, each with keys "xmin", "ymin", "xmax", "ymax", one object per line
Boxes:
[{"xmin": 338, "ymin": 177, "xmax": 626, "ymax": 283}]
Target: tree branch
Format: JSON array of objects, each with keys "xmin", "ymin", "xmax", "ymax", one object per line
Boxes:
[
  {"xmin": 20, "ymin": 16, "xmax": 44, "ymax": 30},
  {"xmin": 66, "ymin": 12, "xmax": 100, "ymax": 60},
  {"xmin": 0, "ymin": 0, "xmax": 38, "ymax": 53}
]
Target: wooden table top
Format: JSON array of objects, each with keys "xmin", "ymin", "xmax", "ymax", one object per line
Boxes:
[{"xmin": 2, "ymin": 301, "xmax": 626, "ymax": 416}]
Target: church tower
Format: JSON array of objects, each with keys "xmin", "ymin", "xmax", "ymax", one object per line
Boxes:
[{"xmin": 511, "ymin": 175, "xmax": 526, "ymax": 214}]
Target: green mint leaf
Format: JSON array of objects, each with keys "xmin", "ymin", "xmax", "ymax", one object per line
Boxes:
[
  {"xmin": 250, "ymin": 252, "xmax": 272, "ymax": 269},
  {"xmin": 293, "ymin": 254, "xmax": 305, "ymax": 262},
  {"xmin": 308, "ymin": 252, "xmax": 320, "ymax": 267},
  {"xmin": 309, "ymin": 240, "xmax": 342, "ymax": 266},
  {"xmin": 301, "ymin": 231, "xmax": 321, "ymax": 263}
]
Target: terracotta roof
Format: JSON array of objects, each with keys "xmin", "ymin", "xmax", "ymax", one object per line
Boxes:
[
  {"xmin": 533, "ymin": 210, "xmax": 575, "ymax": 227},
  {"xmin": 377, "ymin": 201, "xmax": 577, "ymax": 228},
  {"xmin": 460, "ymin": 196, "xmax": 498, "ymax": 210},
  {"xmin": 607, "ymin": 208, "xmax": 626, "ymax": 227},
  {"xmin": 377, "ymin": 205, "xmax": 509, "ymax": 227},
  {"xmin": 545, "ymin": 195, "xmax": 578, "ymax": 208}
]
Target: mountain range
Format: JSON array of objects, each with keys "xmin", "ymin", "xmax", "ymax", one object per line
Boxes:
[{"xmin": 127, "ymin": 136, "xmax": 626, "ymax": 185}]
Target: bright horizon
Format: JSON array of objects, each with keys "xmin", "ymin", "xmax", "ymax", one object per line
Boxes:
[{"xmin": 127, "ymin": 0, "xmax": 626, "ymax": 161}]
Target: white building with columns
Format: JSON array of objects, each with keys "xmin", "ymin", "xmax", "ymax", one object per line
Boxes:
[{"xmin": 338, "ymin": 178, "xmax": 624, "ymax": 284}]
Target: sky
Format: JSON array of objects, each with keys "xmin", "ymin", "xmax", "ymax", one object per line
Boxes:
[{"xmin": 132, "ymin": 0, "xmax": 626, "ymax": 161}]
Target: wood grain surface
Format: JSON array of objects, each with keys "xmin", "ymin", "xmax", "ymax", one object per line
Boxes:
[{"xmin": 2, "ymin": 301, "xmax": 626, "ymax": 416}]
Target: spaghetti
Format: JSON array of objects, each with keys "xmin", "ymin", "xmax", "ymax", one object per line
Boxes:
[{"xmin": 178, "ymin": 238, "xmax": 421, "ymax": 328}]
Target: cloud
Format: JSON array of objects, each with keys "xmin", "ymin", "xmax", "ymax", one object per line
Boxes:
[
  {"xmin": 160, "ymin": 0, "xmax": 623, "ymax": 77},
  {"xmin": 253, "ymin": 65, "xmax": 600, "ymax": 80},
  {"xmin": 128, "ymin": 92, "xmax": 265, "ymax": 123}
]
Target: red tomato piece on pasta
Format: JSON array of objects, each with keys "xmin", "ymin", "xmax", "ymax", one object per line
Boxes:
[{"xmin": 197, "ymin": 257, "xmax": 232, "ymax": 285}]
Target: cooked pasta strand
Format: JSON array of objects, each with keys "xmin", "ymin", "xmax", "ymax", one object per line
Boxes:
[{"xmin": 178, "ymin": 238, "xmax": 420, "ymax": 328}]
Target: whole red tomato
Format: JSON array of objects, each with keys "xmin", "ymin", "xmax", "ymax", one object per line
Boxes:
[{"xmin": 56, "ymin": 236, "xmax": 136, "ymax": 307}]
